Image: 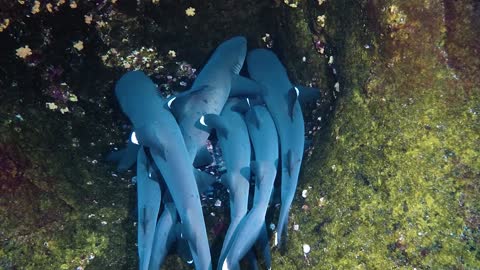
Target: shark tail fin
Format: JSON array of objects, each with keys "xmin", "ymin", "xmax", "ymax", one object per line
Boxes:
[
  {"xmin": 202, "ymin": 114, "xmax": 229, "ymax": 139},
  {"xmin": 257, "ymin": 223, "xmax": 271, "ymax": 270},
  {"xmin": 287, "ymin": 87, "xmax": 299, "ymax": 121}
]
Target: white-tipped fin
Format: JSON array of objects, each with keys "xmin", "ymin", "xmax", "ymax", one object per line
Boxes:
[
  {"xmin": 222, "ymin": 260, "xmax": 229, "ymax": 270},
  {"xmin": 294, "ymin": 86, "xmax": 300, "ymax": 97},
  {"xmin": 246, "ymin": 98, "xmax": 250, "ymax": 106},
  {"xmin": 274, "ymin": 231, "xmax": 278, "ymax": 246},
  {"xmin": 130, "ymin": 132, "xmax": 139, "ymax": 145},
  {"xmin": 187, "ymin": 260, "xmax": 193, "ymax": 264},
  {"xmin": 200, "ymin": 115, "xmax": 207, "ymax": 126},
  {"xmin": 167, "ymin": 97, "xmax": 176, "ymax": 109}
]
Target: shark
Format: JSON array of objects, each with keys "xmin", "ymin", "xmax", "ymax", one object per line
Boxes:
[
  {"xmin": 147, "ymin": 36, "xmax": 248, "ymax": 267},
  {"xmin": 136, "ymin": 147, "xmax": 162, "ymax": 270},
  {"xmin": 115, "ymin": 70, "xmax": 212, "ymax": 270},
  {"xmin": 221, "ymin": 104, "xmax": 279, "ymax": 270},
  {"xmin": 246, "ymin": 49, "xmax": 306, "ymax": 249},
  {"xmin": 167, "ymin": 36, "xmax": 247, "ymax": 162},
  {"xmin": 200, "ymin": 98, "xmax": 252, "ymax": 270}
]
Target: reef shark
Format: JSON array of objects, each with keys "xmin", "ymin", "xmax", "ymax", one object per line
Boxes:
[
  {"xmin": 246, "ymin": 49, "xmax": 305, "ymax": 248},
  {"xmin": 135, "ymin": 147, "xmax": 161, "ymax": 270},
  {"xmin": 115, "ymin": 70, "xmax": 212, "ymax": 270},
  {"xmin": 221, "ymin": 103, "xmax": 278, "ymax": 270},
  {"xmin": 167, "ymin": 36, "xmax": 247, "ymax": 162},
  {"xmin": 200, "ymin": 98, "xmax": 252, "ymax": 269},
  {"xmin": 149, "ymin": 36, "xmax": 249, "ymax": 269}
]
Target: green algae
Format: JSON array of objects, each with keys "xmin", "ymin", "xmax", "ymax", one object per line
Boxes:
[{"xmin": 274, "ymin": 0, "xmax": 479, "ymax": 269}]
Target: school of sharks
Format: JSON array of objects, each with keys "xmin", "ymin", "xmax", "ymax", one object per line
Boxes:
[{"xmin": 108, "ymin": 36, "xmax": 320, "ymax": 270}]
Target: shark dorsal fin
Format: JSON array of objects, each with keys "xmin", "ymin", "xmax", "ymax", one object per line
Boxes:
[
  {"xmin": 287, "ymin": 87, "xmax": 299, "ymax": 121},
  {"xmin": 295, "ymin": 85, "xmax": 320, "ymax": 105},
  {"xmin": 202, "ymin": 114, "xmax": 229, "ymax": 139},
  {"xmin": 230, "ymin": 98, "xmax": 251, "ymax": 114}
]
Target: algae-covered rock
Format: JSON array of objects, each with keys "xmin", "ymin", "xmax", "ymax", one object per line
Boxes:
[
  {"xmin": 0, "ymin": 0, "xmax": 478, "ymax": 269},
  {"xmin": 280, "ymin": 0, "xmax": 480, "ymax": 269}
]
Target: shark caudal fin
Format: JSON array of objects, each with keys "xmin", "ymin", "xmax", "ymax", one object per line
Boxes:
[
  {"xmin": 201, "ymin": 114, "xmax": 229, "ymax": 139},
  {"xmin": 148, "ymin": 201, "xmax": 177, "ymax": 270},
  {"xmin": 257, "ymin": 222, "xmax": 272, "ymax": 270},
  {"xmin": 287, "ymin": 87, "xmax": 300, "ymax": 121},
  {"xmin": 136, "ymin": 149, "xmax": 161, "ymax": 270}
]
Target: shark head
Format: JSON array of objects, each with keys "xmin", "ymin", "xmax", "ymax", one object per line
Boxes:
[
  {"xmin": 115, "ymin": 71, "xmax": 165, "ymax": 127},
  {"xmin": 209, "ymin": 36, "xmax": 247, "ymax": 75},
  {"xmin": 246, "ymin": 49, "xmax": 291, "ymax": 92}
]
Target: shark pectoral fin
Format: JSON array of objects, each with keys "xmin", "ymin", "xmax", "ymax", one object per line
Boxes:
[
  {"xmin": 118, "ymin": 140, "xmax": 141, "ymax": 172},
  {"xmin": 202, "ymin": 114, "xmax": 229, "ymax": 139},
  {"xmin": 194, "ymin": 169, "xmax": 217, "ymax": 193},
  {"xmin": 193, "ymin": 145, "xmax": 213, "ymax": 168},
  {"xmin": 295, "ymin": 85, "xmax": 320, "ymax": 105},
  {"xmin": 230, "ymin": 75, "xmax": 263, "ymax": 97},
  {"xmin": 287, "ymin": 87, "xmax": 299, "ymax": 121},
  {"xmin": 230, "ymin": 98, "xmax": 251, "ymax": 114}
]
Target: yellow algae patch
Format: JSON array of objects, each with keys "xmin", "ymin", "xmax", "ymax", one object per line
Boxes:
[
  {"xmin": 16, "ymin": 46, "xmax": 32, "ymax": 59},
  {"xmin": 73, "ymin": 41, "xmax": 84, "ymax": 51},
  {"xmin": 185, "ymin": 7, "xmax": 195, "ymax": 16}
]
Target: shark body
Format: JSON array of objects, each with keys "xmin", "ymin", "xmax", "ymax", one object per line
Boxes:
[
  {"xmin": 246, "ymin": 49, "xmax": 305, "ymax": 248},
  {"xmin": 115, "ymin": 71, "xmax": 212, "ymax": 270}
]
